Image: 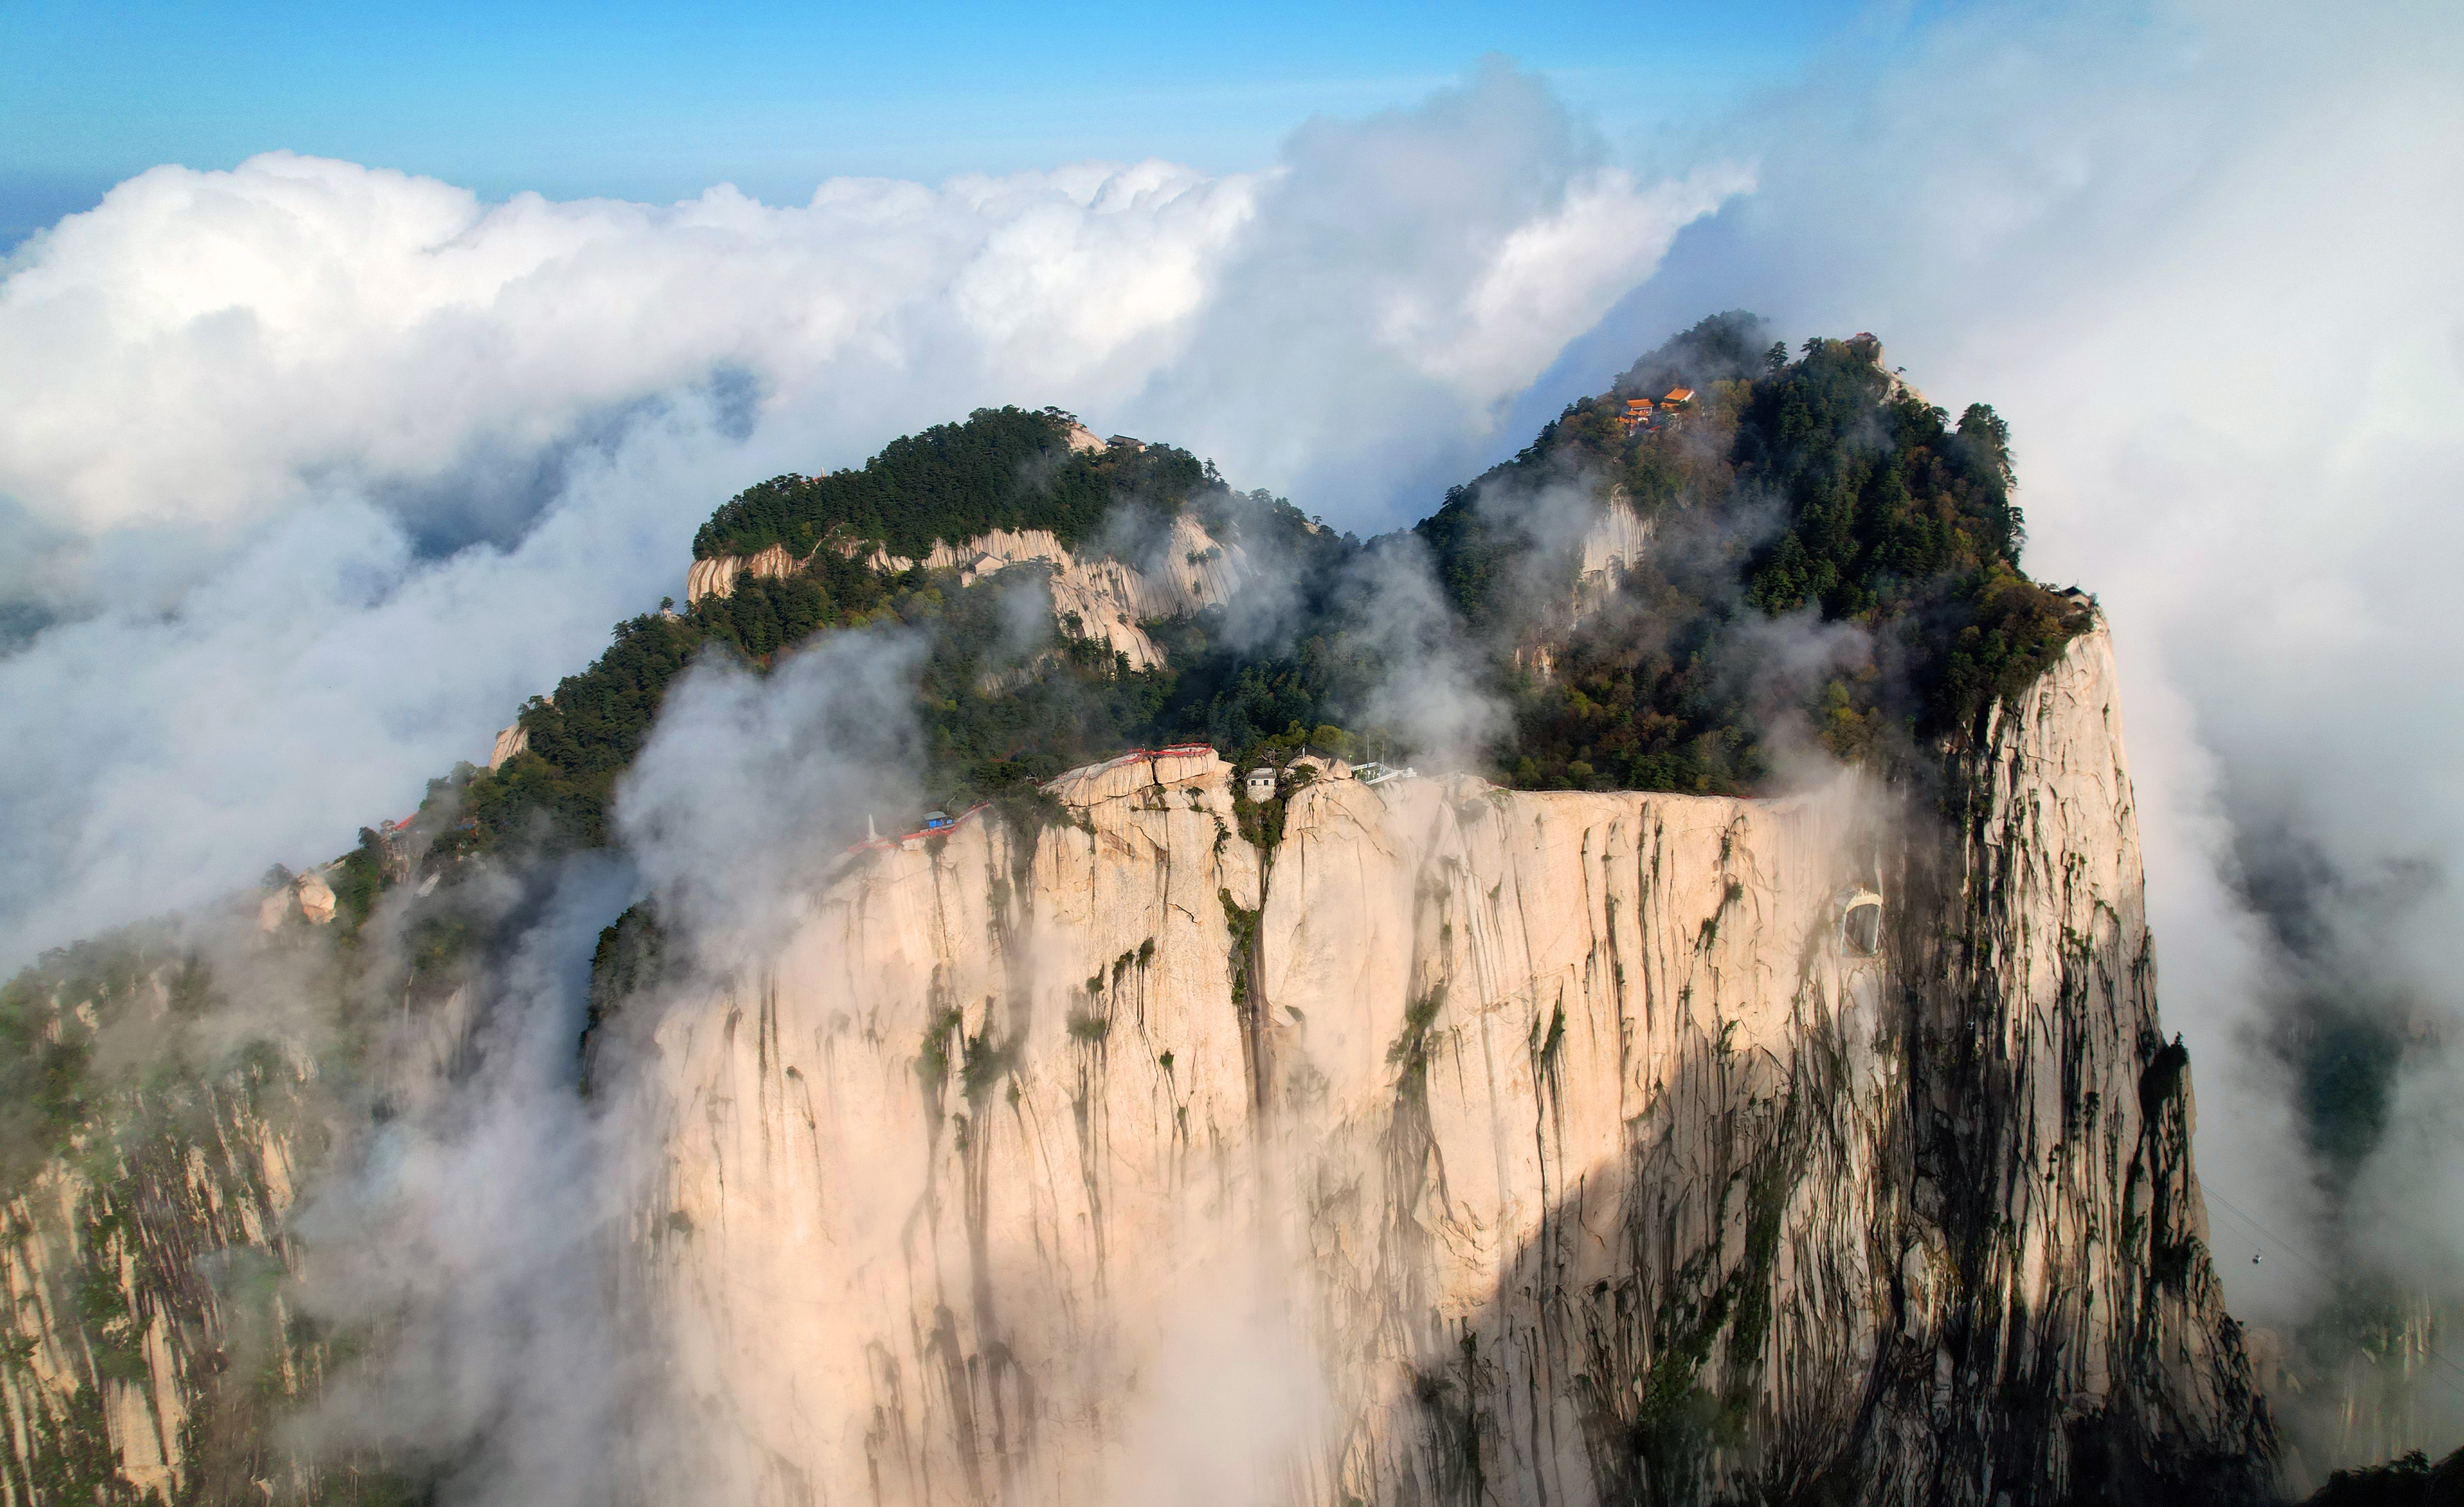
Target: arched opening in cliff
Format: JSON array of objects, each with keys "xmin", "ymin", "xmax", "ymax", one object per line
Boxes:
[{"xmin": 1840, "ymin": 889, "xmax": 1883, "ymax": 956}]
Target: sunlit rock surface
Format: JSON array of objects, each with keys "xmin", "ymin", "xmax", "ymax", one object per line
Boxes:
[
  {"xmin": 681, "ymin": 515, "xmax": 1249, "ymax": 671},
  {"xmin": 1574, "ymin": 490, "xmax": 1651, "ymax": 614},
  {"xmin": 487, "ymin": 721, "xmax": 530, "ymax": 772},
  {"xmin": 614, "ymin": 620, "xmax": 2274, "ymax": 1505}
]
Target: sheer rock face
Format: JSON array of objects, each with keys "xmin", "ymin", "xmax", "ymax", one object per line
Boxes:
[
  {"xmin": 922, "ymin": 515, "xmax": 1250, "ymax": 672},
  {"xmin": 0, "ymin": 1014, "xmax": 318, "ymax": 1505},
  {"xmin": 1573, "ymin": 491, "xmax": 1653, "ymax": 624},
  {"xmin": 684, "ymin": 542, "xmax": 802, "ymax": 605},
  {"xmin": 486, "ymin": 720, "xmax": 529, "ymax": 772},
  {"xmin": 618, "ymin": 620, "xmax": 2274, "ymax": 1506}
]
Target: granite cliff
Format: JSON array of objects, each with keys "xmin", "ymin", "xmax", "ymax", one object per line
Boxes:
[
  {"xmin": 0, "ymin": 318, "xmax": 2301, "ymax": 1503},
  {"xmin": 603, "ymin": 617, "xmax": 2274, "ymax": 1506},
  {"xmin": 0, "ymin": 943, "xmax": 328, "ymax": 1505}
]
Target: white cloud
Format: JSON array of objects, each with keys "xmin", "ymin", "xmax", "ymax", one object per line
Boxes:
[
  {"xmin": 616, "ymin": 626, "xmax": 926, "ymax": 961},
  {"xmin": 1449, "ymin": 163, "xmax": 1752, "ymax": 394},
  {"xmin": 0, "ymin": 153, "xmax": 1254, "ymax": 546},
  {"xmin": 0, "ymin": 60, "xmax": 1737, "ymax": 969},
  {"xmin": 1132, "ymin": 57, "xmax": 1747, "ymax": 515},
  {"xmin": 0, "ymin": 404, "xmax": 729, "ymax": 966},
  {"xmin": 6, "ymin": 0, "xmax": 2458, "ymax": 1481},
  {"xmin": 1595, "ymin": 0, "xmax": 2464, "ymax": 1345}
]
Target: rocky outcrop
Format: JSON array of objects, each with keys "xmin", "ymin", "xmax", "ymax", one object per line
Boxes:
[
  {"xmin": 609, "ymin": 619, "xmax": 2272, "ymax": 1505},
  {"xmin": 1571, "ymin": 490, "xmax": 1653, "ymax": 628},
  {"xmin": 939, "ymin": 517, "xmax": 1248, "ymax": 671},
  {"xmin": 683, "ymin": 515, "xmax": 1250, "ymax": 671},
  {"xmin": 1579, "ymin": 491, "xmax": 1651, "ymax": 583},
  {"xmin": 486, "ymin": 721, "xmax": 529, "ymax": 772},
  {"xmin": 487, "ymin": 692, "xmax": 554, "ymax": 772},
  {"xmin": 254, "ymin": 870, "xmax": 338, "ymax": 930},
  {"xmin": 684, "ymin": 543, "xmax": 801, "ymax": 606}
]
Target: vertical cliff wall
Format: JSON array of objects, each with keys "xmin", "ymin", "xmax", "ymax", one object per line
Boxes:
[
  {"xmin": 0, "ymin": 948, "xmax": 326, "ymax": 1506},
  {"xmin": 608, "ymin": 620, "xmax": 2274, "ymax": 1505}
]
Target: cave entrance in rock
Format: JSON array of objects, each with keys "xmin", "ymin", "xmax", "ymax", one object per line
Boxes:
[{"xmin": 1841, "ymin": 888, "xmax": 1884, "ymax": 956}]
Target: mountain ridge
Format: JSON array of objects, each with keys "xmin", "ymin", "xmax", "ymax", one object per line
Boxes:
[
  {"xmin": 0, "ymin": 313, "xmax": 2294, "ymax": 1506},
  {"xmin": 454, "ymin": 312, "xmax": 2087, "ymax": 868}
]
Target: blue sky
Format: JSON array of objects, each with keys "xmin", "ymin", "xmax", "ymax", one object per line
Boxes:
[{"xmin": 3, "ymin": 0, "xmax": 1845, "ymax": 244}]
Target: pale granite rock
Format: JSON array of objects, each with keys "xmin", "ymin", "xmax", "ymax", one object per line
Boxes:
[
  {"xmin": 607, "ymin": 620, "xmax": 2273, "ymax": 1506},
  {"xmin": 294, "ymin": 871, "xmax": 336, "ymax": 926},
  {"xmin": 683, "ymin": 515, "xmax": 1250, "ymax": 671}
]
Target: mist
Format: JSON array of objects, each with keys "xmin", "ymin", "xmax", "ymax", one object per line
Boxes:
[
  {"xmin": 4, "ymin": 0, "xmax": 2462, "ymax": 1490},
  {"xmin": 1547, "ymin": 0, "xmax": 2464, "ymax": 1466},
  {"xmin": 283, "ymin": 852, "xmax": 635, "ymax": 1507},
  {"xmin": 0, "ymin": 59, "xmax": 1738, "ymax": 972}
]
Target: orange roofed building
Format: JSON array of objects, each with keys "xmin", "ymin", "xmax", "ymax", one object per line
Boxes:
[
  {"xmin": 1661, "ymin": 386, "xmax": 1696, "ymax": 407},
  {"xmin": 1619, "ymin": 397, "xmax": 1655, "ymax": 434}
]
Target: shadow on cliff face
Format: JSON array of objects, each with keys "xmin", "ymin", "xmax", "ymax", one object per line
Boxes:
[
  {"xmin": 1369, "ymin": 785, "xmax": 2279, "ymax": 1507},
  {"xmin": 1399, "ymin": 1052, "xmax": 2274, "ymax": 1506}
]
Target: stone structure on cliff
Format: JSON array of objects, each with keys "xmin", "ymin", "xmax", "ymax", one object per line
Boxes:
[{"xmin": 604, "ymin": 619, "xmax": 2275, "ymax": 1506}]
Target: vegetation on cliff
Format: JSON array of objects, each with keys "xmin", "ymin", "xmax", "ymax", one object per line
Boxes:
[
  {"xmin": 691, "ymin": 405, "xmax": 1209, "ymax": 561},
  {"xmin": 445, "ymin": 315, "xmax": 2094, "ymax": 857},
  {"xmin": 0, "ymin": 930, "xmax": 354, "ymax": 1501},
  {"xmin": 2301, "ymin": 1445, "xmax": 2464, "ymax": 1506},
  {"xmin": 90, "ymin": 320, "xmax": 2094, "ymax": 932},
  {"xmin": 1418, "ymin": 312, "xmax": 2089, "ymax": 794},
  {"xmin": 0, "ymin": 318, "xmax": 2266, "ymax": 1504}
]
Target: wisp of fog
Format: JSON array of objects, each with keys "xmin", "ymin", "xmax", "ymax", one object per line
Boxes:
[{"xmin": 4, "ymin": 0, "xmax": 2462, "ymax": 1487}]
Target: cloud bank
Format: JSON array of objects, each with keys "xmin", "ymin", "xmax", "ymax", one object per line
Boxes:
[
  {"xmin": 0, "ymin": 58, "xmax": 1740, "ymax": 969},
  {"xmin": 1549, "ymin": 0, "xmax": 2463, "ymax": 1464},
  {"xmin": 5, "ymin": 0, "xmax": 2463, "ymax": 1474}
]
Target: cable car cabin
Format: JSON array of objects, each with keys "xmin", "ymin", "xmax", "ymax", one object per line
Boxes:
[{"xmin": 922, "ymin": 811, "xmax": 953, "ymax": 831}]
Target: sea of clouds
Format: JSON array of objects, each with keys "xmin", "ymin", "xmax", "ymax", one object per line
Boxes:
[
  {"xmin": 0, "ymin": 57, "xmax": 1743, "ymax": 969},
  {"xmin": 1603, "ymin": 0, "xmax": 2464, "ymax": 1348},
  {"xmin": 4, "ymin": 0, "xmax": 2463, "ymax": 1451}
]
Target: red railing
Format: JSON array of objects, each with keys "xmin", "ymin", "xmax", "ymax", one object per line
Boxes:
[{"xmin": 845, "ymin": 800, "xmax": 995, "ymax": 854}]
